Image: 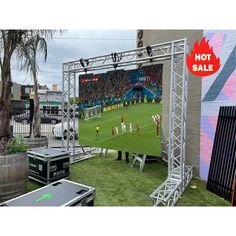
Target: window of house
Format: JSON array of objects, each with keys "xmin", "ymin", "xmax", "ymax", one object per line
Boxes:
[
  {"xmin": 50, "ymin": 106, "xmax": 59, "ymax": 115},
  {"xmin": 47, "ymin": 106, "xmax": 51, "ymax": 114},
  {"xmin": 43, "ymin": 106, "xmax": 47, "ymax": 114}
]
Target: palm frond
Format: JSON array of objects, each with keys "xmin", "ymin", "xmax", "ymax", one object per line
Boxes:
[{"xmin": 17, "ymin": 32, "xmax": 50, "ymax": 75}]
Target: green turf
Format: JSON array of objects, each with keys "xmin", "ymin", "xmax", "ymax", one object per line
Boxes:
[
  {"xmin": 176, "ymin": 178, "xmax": 230, "ymax": 206},
  {"xmin": 79, "ymin": 103, "xmax": 162, "ymax": 157},
  {"xmin": 27, "ymin": 153, "xmax": 230, "ymax": 206}
]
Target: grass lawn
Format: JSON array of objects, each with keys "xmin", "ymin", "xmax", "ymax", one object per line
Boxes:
[
  {"xmin": 27, "ymin": 152, "xmax": 230, "ymax": 206},
  {"xmin": 79, "ymin": 103, "xmax": 162, "ymax": 157}
]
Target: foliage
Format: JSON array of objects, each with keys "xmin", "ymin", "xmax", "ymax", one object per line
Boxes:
[
  {"xmin": 70, "ymin": 97, "xmax": 80, "ymax": 105},
  {"xmin": 18, "ymin": 34, "xmax": 48, "ymax": 73},
  {"xmin": 6, "ymin": 135, "xmax": 29, "ymax": 154}
]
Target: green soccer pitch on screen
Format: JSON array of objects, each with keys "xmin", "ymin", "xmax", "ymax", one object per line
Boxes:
[{"xmin": 78, "ymin": 64, "xmax": 162, "ymax": 157}]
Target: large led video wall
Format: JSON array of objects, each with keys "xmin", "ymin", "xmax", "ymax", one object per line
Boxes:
[{"xmin": 78, "ymin": 64, "xmax": 162, "ymax": 156}]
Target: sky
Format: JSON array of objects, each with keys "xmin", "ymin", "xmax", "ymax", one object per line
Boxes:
[{"xmin": 11, "ymin": 30, "xmax": 136, "ymax": 91}]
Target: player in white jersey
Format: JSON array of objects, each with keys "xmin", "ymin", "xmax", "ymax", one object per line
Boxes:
[
  {"xmin": 152, "ymin": 114, "xmax": 161, "ymax": 136},
  {"xmin": 152, "ymin": 115, "xmax": 155, "ymax": 122},
  {"xmin": 121, "ymin": 122, "xmax": 124, "ymax": 133},
  {"xmin": 155, "ymin": 114, "xmax": 161, "ymax": 136},
  {"xmin": 155, "ymin": 114, "xmax": 160, "ymax": 123},
  {"xmin": 121, "ymin": 122, "xmax": 127, "ymax": 134},
  {"xmin": 123, "ymin": 123, "xmax": 126, "ymax": 133},
  {"xmin": 129, "ymin": 123, "xmax": 133, "ymax": 132},
  {"xmin": 115, "ymin": 126, "xmax": 119, "ymax": 135}
]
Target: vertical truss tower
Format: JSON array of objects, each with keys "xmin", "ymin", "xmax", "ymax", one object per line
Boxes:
[
  {"xmin": 149, "ymin": 40, "xmax": 193, "ymax": 206},
  {"xmin": 62, "ymin": 38, "xmax": 192, "ymax": 205}
]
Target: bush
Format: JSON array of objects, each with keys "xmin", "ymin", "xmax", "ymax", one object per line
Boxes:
[{"xmin": 7, "ymin": 136, "xmax": 29, "ymax": 154}]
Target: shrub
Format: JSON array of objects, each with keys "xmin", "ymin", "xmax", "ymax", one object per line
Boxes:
[{"xmin": 6, "ymin": 136, "xmax": 29, "ymax": 154}]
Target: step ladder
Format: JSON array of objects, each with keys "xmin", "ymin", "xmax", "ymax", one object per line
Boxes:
[{"xmin": 131, "ymin": 153, "xmax": 147, "ymax": 172}]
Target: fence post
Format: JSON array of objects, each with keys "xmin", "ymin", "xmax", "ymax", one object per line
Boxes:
[
  {"xmin": 10, "ymin": 125, "xmax": 13, "ymax": 139},
  {"xmin": 29, "ymin": 99, "xmax": 34, "ymax": 137}
]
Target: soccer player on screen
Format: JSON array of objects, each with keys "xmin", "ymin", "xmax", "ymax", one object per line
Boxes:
[
  {"xmin": 112, "ymin": 127, "xmax": 115, "ymax": 136},
  {"xmin": 129, "ymin": 123, "xmax": 133, "ymax": 133},
  {"xmin": 123, "ymin": 123, "xmax": 126, "ymax": 133},
  {"xmin": 121, "ymin": 122, "xmax": 126, "ymax": 134},
  {"xmin": 124, "ymin": 100, "xmax": 128, "ymax": 109},
  {"xmin": 153, "ymin": 114, "xmax": 161, "ymax": 136},
  {"xmin": 96, "ymin": 125, "xmax": 99, "ymax": 136},
  {"xmin": 136, "ymin": 124, "xmax": 140, "ymax": 135}
]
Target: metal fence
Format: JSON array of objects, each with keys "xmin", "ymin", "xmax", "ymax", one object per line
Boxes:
[
  {"xmin": 206, "ymin": 106, "xmax": 236, "ymax": 202},
  {"xmin": 10, "ymin": 99, "xmax": 73, "ymax": 148}
]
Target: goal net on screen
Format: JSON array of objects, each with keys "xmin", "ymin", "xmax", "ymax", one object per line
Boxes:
[{"xmin": 83, "ymin": 105, "xmax": 101, "ymax": 121}]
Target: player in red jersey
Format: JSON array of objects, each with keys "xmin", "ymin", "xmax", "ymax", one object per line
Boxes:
[{"xmin": 112, "ymin": 127, "xmax": 115, "ymax": 136}]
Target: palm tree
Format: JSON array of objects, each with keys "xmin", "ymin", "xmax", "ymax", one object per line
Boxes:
[
  {"xmin": 0, "ymin": 30, "xmax": 53, "ymax": 153},
  {"xmin": 0, "ymin": 30, "xmax": 28, "ymax": 153},
  {"xmin": 19, "ymin": 34, "xmax": 48, "ymax": 138}
]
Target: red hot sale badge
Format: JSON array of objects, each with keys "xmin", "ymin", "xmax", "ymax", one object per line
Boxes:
[{"xmin": 186, "ymin": 37, "xmax": 220, "ymax": 76}]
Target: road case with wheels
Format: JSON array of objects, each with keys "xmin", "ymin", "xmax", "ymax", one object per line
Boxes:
[
  {"xmin": 0, "ymin": 179, "xmax": 95, "ymax": 206},
  {"xmin": 27, "ymin": 147, "xmax": 70, "ymax": 185}
]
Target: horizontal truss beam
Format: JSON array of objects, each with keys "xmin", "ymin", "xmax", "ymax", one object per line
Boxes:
[{"xmin": 63, "ymin": 40, "xmax": 185, "ymax": 73}]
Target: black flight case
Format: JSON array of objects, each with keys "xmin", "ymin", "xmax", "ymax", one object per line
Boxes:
[{"xmin": 27, "ymin": 147, "xmax": 70, "ymax": 185}]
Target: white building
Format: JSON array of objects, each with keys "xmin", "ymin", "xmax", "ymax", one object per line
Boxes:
[{"xmin": 31, "ymin": 84, "xmax": 62, "ymax": 116}]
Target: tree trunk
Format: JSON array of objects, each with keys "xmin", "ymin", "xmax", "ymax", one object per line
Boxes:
[
  {"xmin": 0, "ymin": 54, "xmax": 12, "ymax": 153},
  {"xmin": 32, "ymin": 71, "xmax": 41, "ymax": 138}
]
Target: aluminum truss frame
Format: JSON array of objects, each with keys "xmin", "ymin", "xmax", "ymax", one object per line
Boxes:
[
  {"xmin": 149, "ymin": 39, "xmax": 193, "ymax": 206},
  {"xmin": 62, "ymin": 39, "xmax": 186, "ymax": 73},
  {"xmin": 62, "ymin": 70, "xmax": 76, "ymax": 162},
  {"xmin": 62, "ymin": 38, "xmax": 192, "ymax": 205}
]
